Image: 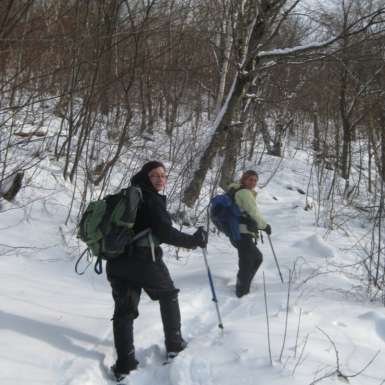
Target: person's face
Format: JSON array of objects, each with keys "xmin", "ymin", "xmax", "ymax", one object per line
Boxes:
[
  {"xmin": 148, "ymin": 167, "xmax": 167, "ymax": 192},
  {"xmin": 243, "ymin": 175, "xmax": 258, "ymax": 190}
]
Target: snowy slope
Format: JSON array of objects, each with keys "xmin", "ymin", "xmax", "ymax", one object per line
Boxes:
[{"xmin": 0, "ymin": 154, "xmax": 384, "ymax": 385}]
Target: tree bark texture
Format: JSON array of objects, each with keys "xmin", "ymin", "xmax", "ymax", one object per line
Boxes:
[
  {"xmin": 183, "ymin": 0, "xmax": 280, "ymax": 207},
  {"xmin": 219, "ymin": 125, "xmax": 243, "ymax": 190},
  {"xmin": 183, "ymin": 74, "xmax": 248, "ymax": 207}
]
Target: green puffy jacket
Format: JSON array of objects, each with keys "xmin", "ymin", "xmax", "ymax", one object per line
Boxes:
[{"xmin": 227, "ymin": 182, "xmax": 268, "ymax": 237}]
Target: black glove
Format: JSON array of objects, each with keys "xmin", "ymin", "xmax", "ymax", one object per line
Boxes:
[
  {"xmin": 192, "ymin": 227, "xmax": 208, "ymax": 248},
  {"xmin": 264, "ymin": 224, "xmax": 272, "ymax": 235}
]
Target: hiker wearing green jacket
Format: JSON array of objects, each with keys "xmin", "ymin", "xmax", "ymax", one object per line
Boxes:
[{"xmin": 228, "ymin": 170, "xmax": 271, "ymax": 297}]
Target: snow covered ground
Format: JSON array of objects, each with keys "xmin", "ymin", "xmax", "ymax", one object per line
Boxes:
[{"xmin": 0, "ymin": 153, "xmax": 384, "ymax": 385}]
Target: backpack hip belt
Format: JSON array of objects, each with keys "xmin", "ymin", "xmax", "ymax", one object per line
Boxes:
[{"xmin": 135, "ymin": 232, "xmax": 160, "ymax": 261}]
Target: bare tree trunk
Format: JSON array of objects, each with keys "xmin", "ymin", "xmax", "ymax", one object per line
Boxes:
[
  {"xmin": 272, "ymin": 116, "xmax": 288, "ymax": 157},
  {"xmin": 368, "ymin": 115, "xmax": 374, "ymax": 194},
  {"xmin": 139, "ymin": 75, "xmax": 147, "ymax": 133},
  {"xmin": 260, "ymin": 114, "xmax": 274, "ymax": 154},
  {"xmin": 374, "ymin": 129, "xmax": 384, "ymax": 285},
  {"xmin": 338, "ymin": 62, "xmax": 350, "ymax": 179},
  {"xmin": 340, "ymin": 100, "xmax": 351, "ymax": 182},
  {"xmin": 248, "ymin": 121, "xmax": 258, "ymax": 161},
  {"xmin": 219, "ymin": 125, "xmax": 243, "ymax": 189},
  {"xmin": 215, "ymin": 6, "xmax": 233, "ymax": 112},
  {"xmin": 98, "ymin": 0, "xmax": 120, "ymax": 115},
  {"xmin": 183, "ymin": 73, "xmax": 248, "ymax": 207},
  {"xmin": 381, "ymin": 110, "xmax": 385, "ymax": 183},
  {"xmin": 379, "ymin": 111, "xmax": 385, "ymax": 288},
  {"xmin": 145, "ymin": 74, "xmax": 155, "ymax": 134},
  {"xmin": 183, "ymin": 0, "xmax": 286, "ymax": 207},
  {"xmin": 220, "ymin": 95, "xmax": 255, "ymax": 187},
  {"xmin": 260, "ymin": 112, "xmax": 290, "ymax": 157},
  {"xmin": 313, "ymin": 111, "xmax": 321, "ymax": 157}
]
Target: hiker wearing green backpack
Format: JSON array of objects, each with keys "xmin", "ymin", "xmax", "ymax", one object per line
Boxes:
[
  {"xmin": 227, "ymin": 170, "xmax": 271, "ymax": 298},
  {"xmin": 106, "ymin": 161, "xmax": 207, "ymax": 381}
]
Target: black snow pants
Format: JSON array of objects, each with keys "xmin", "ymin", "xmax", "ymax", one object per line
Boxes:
[
  {"xmin": 234, "ymin": 234, "xmax": 263, "ymax": 297},
  {"xmin": 107, "ymin": 248, "xmax": 184, "ymax": 373}
]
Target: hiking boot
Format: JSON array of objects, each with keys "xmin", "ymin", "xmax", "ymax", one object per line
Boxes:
[
  {"xmin": 166, "ymin": 337, "xmax": 187, "ymax": 358},
  {"xmin": 110, "ymin": 358, "xmax": 138, "ymax": 381},
  {"xmin": 235, "ymin": 284, "xmax": 250, "ymax": 298},
  {"xmin": 110, "ymin": 364, "xmax": 128, "ymax": 382}
]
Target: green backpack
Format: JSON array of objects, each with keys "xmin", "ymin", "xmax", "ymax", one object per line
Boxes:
[{"xmin": 76, "ymin": 186, "xmax": 150, "ymax": 274}]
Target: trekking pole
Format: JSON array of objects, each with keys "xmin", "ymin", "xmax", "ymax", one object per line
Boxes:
[
  {"xmin": 267, "ymin": 234, "xmax": 284, "ymax": 284},
  {"xmin": 201, "ymin": 245, "xmax": 224, "ymax": 330},
  {"xmin": 199, "ymin": 217, "xmax": 224, "ymax": 331}
]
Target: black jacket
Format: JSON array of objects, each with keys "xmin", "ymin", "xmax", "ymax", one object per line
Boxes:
[
  {"xmin": 106, "ymin": 170, "xmax": 196, "ymax": 280},
  {"xmin": 133, "ymin": 181, "xmax": 196, "ymax": 249}
]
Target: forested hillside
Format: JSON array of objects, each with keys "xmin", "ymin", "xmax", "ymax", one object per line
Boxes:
[{"xmin": 1, "ymin": 3, "xmax": 385, "ymax": 384}]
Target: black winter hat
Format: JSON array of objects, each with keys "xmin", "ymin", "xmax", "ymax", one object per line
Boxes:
[
  {"xmin": 140, "ymin": 161, "xmax": 165, "ymax": 175},
  {"xmin": 131, "ymin": 160, "xmax": 165, "ymax": 188}
]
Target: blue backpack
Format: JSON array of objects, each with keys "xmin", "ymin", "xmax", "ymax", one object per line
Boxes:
[{"xmin": 210, "ymin": 193, "xmax": 242, "ymax": 243}]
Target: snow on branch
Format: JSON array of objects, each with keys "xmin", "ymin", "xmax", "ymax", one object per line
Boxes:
[
  {"xmin": 256, "ymin": 6, "xmax": 385, "ymax": 61},
  {"xmin": 257, "ymin": 36, "xmax": 337, "ymax": 59}
]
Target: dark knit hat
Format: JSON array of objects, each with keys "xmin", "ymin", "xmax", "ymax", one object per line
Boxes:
[
  {"xmin": 140, "ymin": 161, "xmax": 165, "ymax": 175},
  {"xmin": 131, "ymin": 160, "xmax": 166, "ymax": 189}
]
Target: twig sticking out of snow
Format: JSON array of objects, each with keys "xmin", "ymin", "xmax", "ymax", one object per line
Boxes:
[
  {"xmin": 263, "ymin": 271, "xmax": 273, "ymax": 366},
  {"xmin": 309, "ymin": 327, "xmax": 381, "ymax": 384}
]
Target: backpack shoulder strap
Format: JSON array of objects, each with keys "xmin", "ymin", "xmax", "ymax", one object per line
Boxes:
[
  {"xmin": 227, "ymin": 186, "xmax": 245, "ymax": 201},
  {"xmin": 230, "ymin": 187, "xmax": 252, "ymax": 220},
  {"xmin": 120, "ymin": 186, "xmax": 143, "ymax": 208},
  {"xmin": 121, "ymin": 185, "xmax": 142, "ymax": 197}
]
